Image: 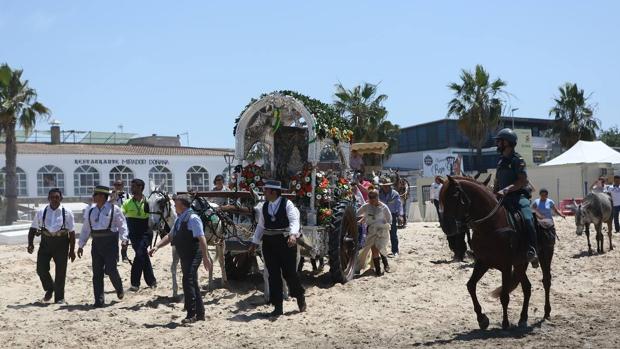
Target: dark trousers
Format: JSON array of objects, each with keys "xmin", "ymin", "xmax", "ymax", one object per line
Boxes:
[
  {"xmin": 613, "ymin": 206, "xmax": 620, "ymax": 232},
  {"xmin": 36, "ymin": 236, "xmax": 69, "ymax": 302},
  {"xmin": 263, "ymin": 234, "xmax": 305, "ymax": 307},
  {"xmin": 179, "ymin": 248, "xmax": 204, "ymax": 319},
  {"xmin": 129, "ymin": 232, "xmax": 156, "ymax": 287},
  {"xmin": 390, "ymin": 214, "xmax": 399, "ymax": 254},
  {"xmin": 91, "ymin": 236, "xmax": 124, "ymax": 305}
]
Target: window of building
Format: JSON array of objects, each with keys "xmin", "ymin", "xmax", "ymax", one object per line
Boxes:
[
  {"xmin": 37, "ymin": 165, "xmax": 65, "ymax": 196},
  {"xmin": 74, "ymin": 165, "xmax": 100, "ymax": 196},
  {"xmin": 186, "ymin": 166, "xmax": 209, "ymax": 192},
  {"xmin": 149, "ymin": 166, "xmax": 173, "ymax": 193},
  {"xmin": 0, "ymin": 167, "xmax": 28, "ymax": 196},
  {"xmin": 109, "ymin": 165, "xmax": 134, "ymax": 190}
]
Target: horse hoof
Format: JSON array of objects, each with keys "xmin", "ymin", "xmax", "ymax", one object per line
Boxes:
[
  {"xmin": 502, "ymin": 321, "xmax": 511, "ymax": 330},
  {"xmin": 478, "ymin": 314, "xmax": 490, "ymax": 330},
  {"xmin": 544, "ymin": 312, "xmax": 551, "ymax": 320},
  {"xmin": 588, "ymin": 250, "xmax": 593, "ymax": 256},
  {"xmin": 518, "ymin": 319, "xmax": 528, "ymax": 328}
]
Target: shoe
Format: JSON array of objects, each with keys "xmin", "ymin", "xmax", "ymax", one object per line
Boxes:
[
  {"xmin": 381, "ymin": 255, "xmax": 390, "ymax": 273},
  {"xmin": 393, "ymin": 253, "xmax": 399, "ymax": 258},
  {"xmin": 149, "ymin": 283, "xmax": 158, "ymax": 289},
  {"xmin": 265, "ymin": 304, "xmax": 284, "ymax": 318},
  {"xmin": 373, "ymin": 257, "xmax": 383, "ymax": 276},
  {"xmin": 55, "ymin": 299, "xmax": 66, "ymax": 305},
  {"xmin": 181, "ymin": 316, "xmax": 197, "ymax": 324},
  {"xmin": 297, "ymin": 295, "xmax": 307, "ymax": 312},
  {"xmin": 117, "ymin": 290, "xmax": 125, "ymax": 300},
  {"xmin": 42, "ymin": 290, "xmax": 53, "ymax": 302},
  {"xmin": 129, "ymin": 286, "xmax": 139, "ymax": 292},
  {"xmin": 93, "ymin": 303, "xmax": 104, "ymax": 308},
  {"xmin": 196, "ymin": 314, "xmax": 206, "ymax": 321}
]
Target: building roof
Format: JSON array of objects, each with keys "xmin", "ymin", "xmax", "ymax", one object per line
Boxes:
[
  {"xmin": 3, "ymin": 130, "xmax": 137, "ymax": 144},
  {"xmin": 2, "ymin": 143, "xmax": 234, "ymax": 157}
]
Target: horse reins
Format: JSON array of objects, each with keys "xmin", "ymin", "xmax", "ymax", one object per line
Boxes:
[
  {"xmin": 149, "ymin": 190, "xmax": 172, "ymax": 247},
  {"xmin": 453, "ymin": 182, "xmax": 504, "ymax": 228}
]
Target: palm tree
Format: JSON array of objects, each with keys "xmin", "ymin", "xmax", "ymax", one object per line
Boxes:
[
  {"xmin": 549, "ymin": 83, "xmax": 599, "ymax": 148},
  {"xmin": 447, "ymin": 65, "xmax": 507, "ymax": 172},
  {"xmin": 0, "ymin": 64, "xmax": 50, "ymax": 224},
  {"xmin": 333, "ymin": 82, "xmax": 399, "ymax": 164}
]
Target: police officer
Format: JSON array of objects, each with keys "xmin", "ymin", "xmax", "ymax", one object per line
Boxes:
[
  {"xmin": 493, "ymin": 128, "xmax": 539, "ymax": 268},
  {"xmin": 77, "ymin": 185, "xmax": 129, "ymax": 307},
  {"xmin": 150, "ymin": 194, "xmax": 213, "ymax": 323},
  {"xmin": 27, "ymin": 188, "xmax": 76, "ymax": 303},
  {"xmin": 122, "ymin": 179, "xmax": 156, "ymax": 291},
  {"xmin": 248, "ymin": 180, "xmax": 306, "ymax": 317}
]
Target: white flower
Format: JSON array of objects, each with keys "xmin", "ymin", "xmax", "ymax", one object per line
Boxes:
[
  {"xmin": 306, "ymin": 192, "xmax": 312, "ymax": 197},
  {"xmin": 304, "ymin": 176, "xmax": 311, "ymax": 183},
  {"xmin": 316, "ymin": 172, "xmax": 323, "ymax": 178},
  {"xmin": 254, "ymin": 175, "xmax": 261, "ymax": 181},
  {"xmin": 296, "ymin": 184, "xmax": 301, "ymax": 190},
  {"xmin": 316, "ymin": 194, "xmax": 322, "ymax": 200},
  {"xmin": 250, "ymin": 183, "xmax": 256, "ymax": 188},
  {"xmin": 292, "ymin": 180, "xmax": 297, "ymax": 185}
]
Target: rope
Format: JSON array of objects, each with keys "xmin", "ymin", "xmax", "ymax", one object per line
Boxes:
[{"xmin": 469, "ymin": 196, "xmax": 504, "ymax": 226}]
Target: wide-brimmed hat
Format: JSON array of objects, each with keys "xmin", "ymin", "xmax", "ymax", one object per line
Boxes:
[
  {"xmin": 93, "ymin": 185, "xmax": 111, "ymax": 195},
  {"xmin": 263, "ymin": 180, "xmax": 283, "ymax": 190},
  {"xmin": 379, "ymin": 177, "xmax": 393, "ymax": 186}
]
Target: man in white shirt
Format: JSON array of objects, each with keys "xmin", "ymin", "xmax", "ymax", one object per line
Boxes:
[
  {"xmin": 608, "ymin": 175, "xmax": 620, "ymax": 233},
  {"xmin": 356, "ymin": 190, "xmax": 392, "ymax": 276},
  {"xmin": 430, "ymin": 176, "xmax": 443, "ymax": 218},
  {"xmin": 77, "ymin": 185, "xmax": 129, "ymax": 308},
  {"xmin": 248, "ymin": 180, "xmax": 305, "ymax": 317},
  {"xmin": 27, "ymin": 188, "xmax": 76, "ymax": 304}
]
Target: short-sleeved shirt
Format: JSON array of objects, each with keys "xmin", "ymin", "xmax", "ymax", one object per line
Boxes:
[
  {"xmin": 121, "ymin": 197, "xmax": 150, "ymax": 219},
  {"xmin": 31, "ymin": 205, "xmax": 75, "ymax": 233},
  {"xmin": 172, "ymin": 209, "xmax": 205, "ymax": 238},
  {"xmin": 496, "ymin": 151, "xmax": 528, "ymax": 203},
  {"xmin": 532, "ymin": 198, "xmax": 555, "ymax": 219}
]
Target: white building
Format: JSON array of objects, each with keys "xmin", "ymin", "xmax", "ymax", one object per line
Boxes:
[{"xmin": 0, "ymin": 142, "xmax": 233, "ymax": 202}]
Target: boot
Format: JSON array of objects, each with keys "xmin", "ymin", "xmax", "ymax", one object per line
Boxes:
[
  {"xmin": 373, "ymin": 257, "xmax": 383, "ymax": 276},
  {"xmin": 270, "ymin": 304, "xmax": 284, "ymax": 317},
  {"xmin": 380, "ymin": 255, "xmax": 390, "ymax": 273}
]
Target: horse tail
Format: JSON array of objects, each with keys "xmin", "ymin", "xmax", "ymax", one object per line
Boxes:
[{"xmin": 490, "ymin": 277, "xmax": 521, "ymax": 298}]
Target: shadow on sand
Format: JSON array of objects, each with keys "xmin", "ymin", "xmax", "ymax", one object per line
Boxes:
[{"xmin": 412, "ymin": 319, "xmax": 544, "ymax": 347}]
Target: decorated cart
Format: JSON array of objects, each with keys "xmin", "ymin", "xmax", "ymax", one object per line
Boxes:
[{"xmin": 193, "ymin": 91, "xmax": 361, "ymax": 283}]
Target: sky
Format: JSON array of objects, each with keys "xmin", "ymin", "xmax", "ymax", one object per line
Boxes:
[{"xmin": 1, "ymin": 1, "xmax": 618, "ymax": 148}]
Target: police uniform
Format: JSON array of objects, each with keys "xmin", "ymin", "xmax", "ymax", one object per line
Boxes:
[
  {"xmin": 30, "ymin": 204, "xmax": 75, "ymax": 302},
  {"xmin": 170, "ymin": 208, "xmax": 206, "ymax": 320},
  {"xmin": 79, "ymin": 187, "xmax": 129, "ymax": 307},
  {"xmin": 495, "ymin": 150, "xmax": 538, "ymax": 255},
  {"xmin": 252, "ymin": 187, "xmax": 305, "ymax": 315},
  {"xmin": 122, "ymin": 196, "xmax": 156, "ymax": 288}
]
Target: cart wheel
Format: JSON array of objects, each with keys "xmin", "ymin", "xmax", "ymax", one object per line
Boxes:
[
  {"xmin": 225, "ymin": 251, "xmax": 254, "ymax": 280},
  {"xmin": 328, "ymin": 200, "xmax": 359, "ymax": 284}
]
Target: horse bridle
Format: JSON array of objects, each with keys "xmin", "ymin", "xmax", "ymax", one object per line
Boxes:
[
  {"xmin": 451, "ymin": 181, "xmax": 504, "ymax": 228},
  {"xmin": 148, "ymin": 190, "xmax": 172, "ymax": 241}
]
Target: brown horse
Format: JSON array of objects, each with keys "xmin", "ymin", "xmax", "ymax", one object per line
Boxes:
[{"xmin": 439, "ymin": 176, "xmax": 555, "ymax": 329}]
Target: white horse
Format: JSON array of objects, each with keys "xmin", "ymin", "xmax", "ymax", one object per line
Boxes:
[{"xmin": 190, "ymin": 197, "xmax": 228, "ymax": 289}]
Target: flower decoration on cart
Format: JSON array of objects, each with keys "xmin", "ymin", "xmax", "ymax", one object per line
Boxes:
[
  {"xmin": 318, "ymin": 207, "xmax": 334, "ymax": 225},
  {"xmin": 237, "ymin": 162, "xmax": 265, "ymax": 191}
]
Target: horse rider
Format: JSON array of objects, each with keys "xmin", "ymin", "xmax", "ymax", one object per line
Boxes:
[
  {"xmin": 110, "ymin": 179, "xmax": 130, "ymax": 262},
  {"xmin": 77, "ymin": 185, "xmax": 129, "ymax": 308},
  {"xmin": 379, "ymin": 177, "xmax": 403, "ymax": 258},
  {"xmin": 248, "ymin": 180, "xmax": 306, "ymax": 317},
  {"xmin": 122, "ymin": 179, "xmax": 157, "ymax": 291},
  {"xmin": 493, "ymin": 128, "xmax": 539, "ymax": 268},
  {"xmin": 356, "ymin": 189, "xmax": 391, "ymax": 276},
  {"xmin": 27, "ymin": 188, "xmax": 76, "ymax": 304},
  {"xmin": 150, "ymin": 194, "xmax": 213, "ymax": 323}
]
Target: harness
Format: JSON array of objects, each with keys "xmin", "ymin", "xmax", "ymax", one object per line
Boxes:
[
  {"xmin": 451, "ymin": 183, "xmax": 505, "ymax": 228},
  {"xmin": 89, "ymin": 205, "xmax": 116, "ymax": 238},
  {"xmin": 148, "ymin": 191, "xmax": 172, "ymax": 244},
  {"xmin": 40, "ymin": 206, "xmax": 68, "ymax": 237}
]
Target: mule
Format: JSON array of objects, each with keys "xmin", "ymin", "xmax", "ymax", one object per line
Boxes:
[
  {"xmin": 440, "ymin": 176, "xmax": 555, "ymax": 329},
  {"xmin": 573, "ymin": 193, "xmax": 613, "ymax": 255}
]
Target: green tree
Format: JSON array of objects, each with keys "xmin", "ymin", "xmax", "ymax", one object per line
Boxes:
[
  {"xmin": 0, "ymin": 64, "xmax": 50, "ymax": 224},
  {"xmin": 333, "ymin": 82, "xmax": 399, "ymax": 164},
  {"xmin": 549, "ymin": 82, "xmax": 599, "ymax": 148},
  {"xmin": 599, "ymin": 125, "xmax": 620, "ymax": 147},
  {"xmin": 447, "ymin": 65, "xmax": 507, "ymax": 172}
]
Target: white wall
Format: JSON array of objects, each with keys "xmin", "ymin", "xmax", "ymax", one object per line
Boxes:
[{"xmin": 0, "ymin": 153, "xmax": 229, "ymax": 198}]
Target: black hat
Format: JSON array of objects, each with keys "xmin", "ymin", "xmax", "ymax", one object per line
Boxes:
[
  {"xmin": 93, "ymin": 185, "xmax": 111, "ymax": 195},
  {"xmin": 494, "ymin": 128, "xmax": 518, "ymax": 145}
]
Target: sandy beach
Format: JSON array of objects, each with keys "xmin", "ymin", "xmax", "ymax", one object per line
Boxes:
[{"xmin": 1, "ymin": 218, "xmax": 619, "ymax": 348}]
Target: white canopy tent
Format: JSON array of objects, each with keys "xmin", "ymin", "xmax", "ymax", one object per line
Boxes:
[{"xmin": 540, "ymin": 140, "xmax": 620, "ymax": 166}]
